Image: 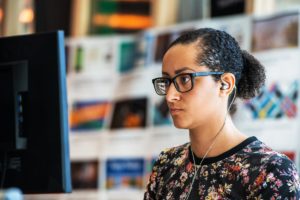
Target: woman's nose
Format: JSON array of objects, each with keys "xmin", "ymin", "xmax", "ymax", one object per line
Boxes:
[{"xmin": 166, "ymin": 83, "xmax": 180, "ymax": 102}]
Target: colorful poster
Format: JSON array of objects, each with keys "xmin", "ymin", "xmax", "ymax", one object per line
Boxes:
[
  {"xmin": 252, "ymin": 11, "xmax": 299, "ymax": 52},
  {"xmin": 118, "ymin": 40, "xmax": 137, "ymax": 73},
  {"xmin": 243, "ymin": 81, "xmax": 298, "ymax": 119},
  {"xmin": 66, "ymin": 37, "xmax": 117, "ymax": 76},
  {"xmin": 70, "ymin": 100, "xmax": 111, "ymax": 131},
  {"xmin": 71, "ymin": 160, "xmax": 99, "ymax": 189},
  {"xmin": 110, "ymin": 97, "xmax": 148, "ymax": 129},
  {"xmin": 106, "ymin": 158, "xmax": 144, "ymax": 189}
]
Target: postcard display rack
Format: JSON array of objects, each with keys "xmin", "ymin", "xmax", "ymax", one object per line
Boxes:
[{"xmin": 66, "ymin": 10, "xmax": 300, "ymax": 199}]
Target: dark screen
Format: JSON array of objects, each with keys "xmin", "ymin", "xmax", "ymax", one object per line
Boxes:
[
  {"xmin": 0, "ymin": 68, "xmax": 14, "ymax": 148},
  {"xmin": 0, "ymin": 31, "xmax": 71, "ymax": 194}
]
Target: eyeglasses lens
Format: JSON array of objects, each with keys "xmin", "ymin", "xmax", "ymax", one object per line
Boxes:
[{"xmin": 174, "ymin": 74, "xmax": 192, "ymax": 93}]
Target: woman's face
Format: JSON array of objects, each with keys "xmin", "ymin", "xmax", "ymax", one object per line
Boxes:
[{"xmin": 162, "ymin": 43, "xmax": 223, "ymax": 129}]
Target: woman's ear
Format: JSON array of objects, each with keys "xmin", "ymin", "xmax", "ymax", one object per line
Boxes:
[{"xmin": 219, "ymin": 73, "xmax": 236, "ymax": 96}]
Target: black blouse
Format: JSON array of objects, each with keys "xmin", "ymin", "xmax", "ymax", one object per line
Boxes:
[{"xmin": 144, "ymin": 137, "xmax": 300, "ymax": 199}]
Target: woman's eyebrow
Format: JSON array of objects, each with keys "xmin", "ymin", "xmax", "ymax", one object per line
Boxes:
[
  {"xmin": 162, "ymin": 67, "xmax": 195, "ymax": 77},
  {"xmin": 162, "ymin": 71, "xmax": 169, "ymax": 76},
  {"xmin": 174, "ymin": 67, "xmax": 195, "ymax": 74}
]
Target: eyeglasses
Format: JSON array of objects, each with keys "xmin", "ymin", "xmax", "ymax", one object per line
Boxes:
[{"xmin": 152, "ymin": 71, "xmax": 224, "ymax": 95}]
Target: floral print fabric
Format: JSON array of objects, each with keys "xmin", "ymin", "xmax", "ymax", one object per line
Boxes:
[{"xmin": 144, "ymin": 137, "xmax": 300, "ymax": 199}]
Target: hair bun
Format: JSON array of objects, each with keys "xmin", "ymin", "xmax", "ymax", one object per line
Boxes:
[{"xmin": 236, "ymin": 50, "xmax": 266, "ymax": 99}]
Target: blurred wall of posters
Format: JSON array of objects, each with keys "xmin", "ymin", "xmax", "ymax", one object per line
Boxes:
[
  {"xmin": 71, "ymin": 160, "xmax": 99, "ymax": 189},
  {"xmin": 65, "ymin": 9, "xmax": 300, "ymax": 198},
  {"xmin": 252, "ymin": 11, "xmax": 299, "ymax": 52},
  {"xmin": 106, "ymin": 158, "xmax": 144, "ymax": 190}
]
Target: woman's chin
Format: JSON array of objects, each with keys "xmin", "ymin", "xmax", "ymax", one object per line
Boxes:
[
  {"xmin": 174, "ymin": 125, "xmax": 188, "ymax": 129},
  {"xmin": 172, "ymin": 120, "xmax": 190, "ymax": 129}
]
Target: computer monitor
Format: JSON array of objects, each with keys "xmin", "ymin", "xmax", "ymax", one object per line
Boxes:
[{"xmin": 0, "ymin": 31, "xmax": 72, "ymax": 193}]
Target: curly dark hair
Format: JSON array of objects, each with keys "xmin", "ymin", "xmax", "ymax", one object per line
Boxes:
[{"xmin": 167, "ymin": 28, "xmax": 266, "ymax": 113}]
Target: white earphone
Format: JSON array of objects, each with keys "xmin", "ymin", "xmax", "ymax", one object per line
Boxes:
[{"xmin": 221, "ymin": 82, "xmax": 229, "ymax": 90}]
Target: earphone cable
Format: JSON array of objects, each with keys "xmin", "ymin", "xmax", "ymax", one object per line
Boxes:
[{"xmin": 185, "ymin": 86, "xmax": 237, "ymax": 200}]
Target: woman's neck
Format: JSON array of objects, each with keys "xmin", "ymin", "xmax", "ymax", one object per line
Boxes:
[{"xmin": 189, "ymin": 117, "xmax": 247, "ymax": 158}]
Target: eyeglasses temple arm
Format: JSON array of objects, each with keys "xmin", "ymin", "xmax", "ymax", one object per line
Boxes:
[{"xmin": 193, "ymin": 72, "xmax": 224, "ymax": 77}]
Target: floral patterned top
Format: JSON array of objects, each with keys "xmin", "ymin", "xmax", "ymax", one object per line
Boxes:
[{"xmin": 144, "ymin": 137, "xmax": 300, "ymax": 200}]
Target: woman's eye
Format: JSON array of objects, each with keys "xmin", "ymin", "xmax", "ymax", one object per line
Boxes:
[
  {"xmin": 163, "ymin": 79, "xmax": 170, "ymax": 86},
  {"xmin": 179, "ymin": 75, "xmax": 190, "ymax": 84}
]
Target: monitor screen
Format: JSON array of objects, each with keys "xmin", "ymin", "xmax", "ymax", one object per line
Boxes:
[{"xmin": 0, "ymin": 31, "xmax": 72, "ymax": 194}]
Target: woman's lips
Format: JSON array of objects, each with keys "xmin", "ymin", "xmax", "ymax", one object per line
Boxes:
[{"xmin": 169, "ymin": 108, "xmax": 183, "ymax": 115}]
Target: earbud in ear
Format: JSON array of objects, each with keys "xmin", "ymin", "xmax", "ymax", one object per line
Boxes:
[{"xmin": 221, "ymin": 82, "xmax": 229, "ymax": 90}]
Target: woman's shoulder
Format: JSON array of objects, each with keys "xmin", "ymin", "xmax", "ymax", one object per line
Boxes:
[
  {"xmin": 243, "ymin": 139, "xmax": 300, "ymax": 198},
  {"xmin": 154, "ymin": 143, "xmax": 189, "ymax": 168},
  {"xmin": 240, "ymin": 138, "xmax": 299, "ymax": 184},
  {"xmin": 160, "ymin": 142, "xmax": 189, "ymax": 155},
  {"xmin": 241, "ymin": 138, "xmax": 294, "ymax": 166}
]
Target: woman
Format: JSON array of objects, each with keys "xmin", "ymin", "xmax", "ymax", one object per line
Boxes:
[{"xmin": 144, "ymin": 28, "xmax": 300, "ymax": 199}]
